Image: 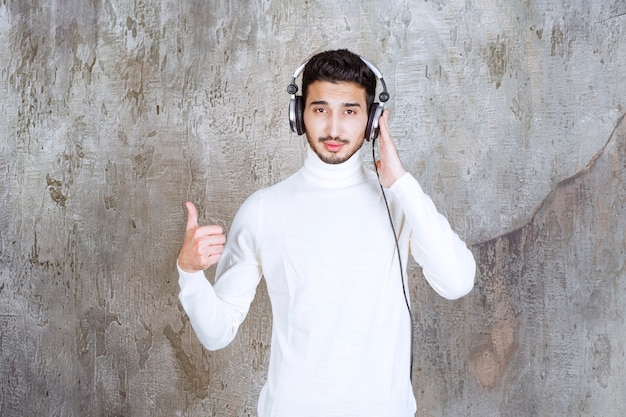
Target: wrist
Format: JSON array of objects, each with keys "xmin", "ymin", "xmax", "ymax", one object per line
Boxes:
[{"xmin": 177, "ymin": 258, "xmax": 200, "ymax": 274}]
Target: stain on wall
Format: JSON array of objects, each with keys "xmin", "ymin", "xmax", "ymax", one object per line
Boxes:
[
  {"xmin": 0, "ymin": 0, "xmax": 624, "ymax": 416},
  {"xmin": 411, "ymin": 116, "xmax": 626, "ymax": 416}
]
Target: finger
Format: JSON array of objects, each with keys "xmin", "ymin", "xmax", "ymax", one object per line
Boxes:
[
  {"xmin": 378, "ymin": 110, "xmax": 395, "ymax": 151},
  {"xmin": 196, "ymin": 224, "xmax": 224, "ymax": 238},
  {"xmin": 197, "ymin": 231, "xmax": 226, "ymax": 247},
  {"xmin": 204, "ymin": 242, "xmax": 225, "ymax": 257},
  {"xmin": 378, "ymin": 114, "xmax": 389, "ymax": 154},
  {"xmin": 185, "ymin": 201, "xmax": 199, "ymax": 231},
  {"xmin": 199, "ymin": 241, "xmax": 224, "ymax": 269},
  {"xmin": 378, "ymin": 110, "xmax": 388, "ymax": 137},
  {"xmin": 205, "ymin": 253, "xmax": 223, "ymax": 268},
  {"xmin": 380, "ymin": 109, "xmax": 389, "ymax": 130}
]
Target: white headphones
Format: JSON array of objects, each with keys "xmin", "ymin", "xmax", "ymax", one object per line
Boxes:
[{"xmin": 286, "ymin": 55, "xmax": 390, "ymax": 141}]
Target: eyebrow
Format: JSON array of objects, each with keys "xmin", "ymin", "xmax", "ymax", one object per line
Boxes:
[{"xmin": 309, "ymin": 100, "xmax": 362, "ymax": 108}]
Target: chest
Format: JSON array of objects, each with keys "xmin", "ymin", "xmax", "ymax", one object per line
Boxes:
[{"xmin": 257, "ymin": 183, "xmax": 399, "ymax": 293}]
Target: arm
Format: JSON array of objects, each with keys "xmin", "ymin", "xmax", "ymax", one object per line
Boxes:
[
  {"xmin": 389, "ymin": 174, "xmax": 476, "ymax": 299},
  {"xmin": 177, "ymin": 198, "xmax": 263, "ymax": 350},
  {"xmin": 376, "ymin": 110, "xmax": 476, "ymax": 300}
]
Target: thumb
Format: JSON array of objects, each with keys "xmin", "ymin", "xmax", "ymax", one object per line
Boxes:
[{"xmin": 184, "ymin": 201, "xmax": 199, "ymax": 231}]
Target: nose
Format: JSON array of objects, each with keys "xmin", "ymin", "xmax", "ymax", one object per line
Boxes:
[{"xmin": 326, "ymin": 113, "xmax": 342, "ymax": 139}]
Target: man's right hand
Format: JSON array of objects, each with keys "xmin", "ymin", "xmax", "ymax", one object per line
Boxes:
[{"xmin": 177, "ymin": 201, "xmax": 226, "ymax": 273}]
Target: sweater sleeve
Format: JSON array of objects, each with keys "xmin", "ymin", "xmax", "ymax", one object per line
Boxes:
[
  {"xmin": 177, "ymin": 192, "xmax": 263, "ymax": 350},
  {"xmin": 388, "ymin": 173, "xmax": 476, "ymax": 300}
]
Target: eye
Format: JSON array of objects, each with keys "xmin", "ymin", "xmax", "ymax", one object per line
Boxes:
[
  {"xmin": 345, "ymin": 109, "xmax": 356, "ymax": 115},
  {"xmin": 314, "ymin": 107, "xmax": 327, "ymax": 113}
]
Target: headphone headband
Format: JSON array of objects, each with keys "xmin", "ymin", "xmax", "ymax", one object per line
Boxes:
[{"xmin": 287, "ymin": 56, "xmax": 389, "ymax": 103}]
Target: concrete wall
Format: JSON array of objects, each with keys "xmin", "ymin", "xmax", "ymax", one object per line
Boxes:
[{"xmin": 1, "ymin": 0, "xmax": 624, "ymax": 416}]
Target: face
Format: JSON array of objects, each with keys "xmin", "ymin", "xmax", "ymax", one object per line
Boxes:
[{"xmin": 303, "ymin": 80, "xmax": 368, "ymax": 164}]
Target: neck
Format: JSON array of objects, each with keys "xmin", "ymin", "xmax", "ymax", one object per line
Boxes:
[{"xmin": 301, "ymin": 146, "xmax": 366, "ymax": 188}]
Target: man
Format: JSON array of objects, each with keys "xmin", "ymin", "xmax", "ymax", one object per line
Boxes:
[{"xmin": 177, "ymin": 49, "xmax": 475, "ymax": 416}]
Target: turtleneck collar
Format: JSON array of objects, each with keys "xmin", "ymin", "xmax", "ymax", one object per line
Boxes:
[{"xmin": 301, "ymin": 146, "xmax": 367, "ymax": 188}]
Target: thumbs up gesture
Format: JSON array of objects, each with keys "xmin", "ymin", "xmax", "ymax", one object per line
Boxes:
[{"xmin": 177, "ymin": 202, "xmax": 226, "ymax": 273}]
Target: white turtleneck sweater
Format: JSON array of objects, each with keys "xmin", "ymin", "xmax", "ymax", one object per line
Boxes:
[{"xmin": 178, "ymin": 148, "xmax": 476, "ymax": 417}]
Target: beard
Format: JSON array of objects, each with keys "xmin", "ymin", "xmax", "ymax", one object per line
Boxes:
[{"xmin": 307, "ymin": 135, "xmax": 362, "ymax": 165}]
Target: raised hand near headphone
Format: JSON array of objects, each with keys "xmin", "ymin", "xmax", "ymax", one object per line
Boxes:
[
  {"xmin": 375, "ymin": 110, "xmax": 407, "ymax": 188},
  {"xmin": 178, "ymin": 201, "xmax": 226, "ymax": 273}
]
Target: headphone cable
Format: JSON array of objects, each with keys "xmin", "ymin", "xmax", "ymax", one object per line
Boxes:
[{"xmin": 371, "ymin": 141, "xmax": 415, "ymax": 383}]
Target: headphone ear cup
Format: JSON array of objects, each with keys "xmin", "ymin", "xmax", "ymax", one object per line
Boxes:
[
  {"xmin": 365, "ymin": 102, "xmax": 381, "ymax": 141},
  {"xmin": 294, "ymin": 95, "xmax": 305, "ymax": 135}
]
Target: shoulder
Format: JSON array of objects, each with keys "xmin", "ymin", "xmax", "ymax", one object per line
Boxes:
[{"xmin": 238, "ymin": 170, "xmax": 303, "ymax": 212}]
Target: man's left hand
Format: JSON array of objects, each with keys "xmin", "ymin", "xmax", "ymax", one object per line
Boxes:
[{"xmin": 375, "ymin": 110, "xmax": 407, "ymax": 188}]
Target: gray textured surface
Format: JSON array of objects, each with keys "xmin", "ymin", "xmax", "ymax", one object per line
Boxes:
[{"xmin": 0, "ymin": 0, "xmax": 625, "ymax": 416}]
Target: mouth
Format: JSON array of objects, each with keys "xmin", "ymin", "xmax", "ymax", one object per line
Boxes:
[
  {"xmin": 324, "ymin": 142, "xmax": 344, "ymax": 152},
  {"xmin": 320, "ymin": 137, "xmax": 349, "ymax": 153}
]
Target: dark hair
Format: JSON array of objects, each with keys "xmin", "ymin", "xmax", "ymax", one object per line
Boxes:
[{"xmin": 301, "ymin": 49, "xmax": 376, "ymax": 109}]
